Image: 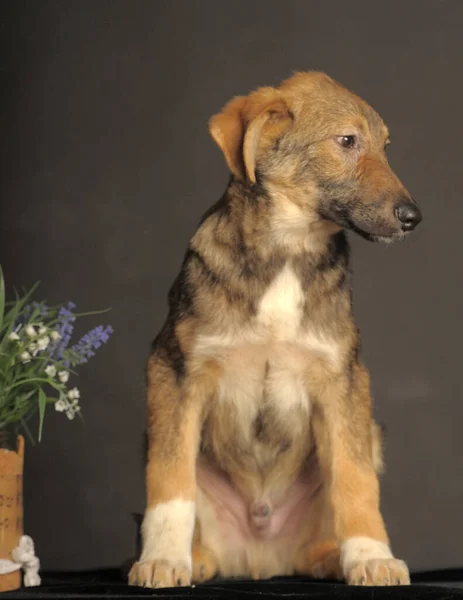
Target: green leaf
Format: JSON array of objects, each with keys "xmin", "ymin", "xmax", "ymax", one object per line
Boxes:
[
  {"xmin": 73, "ymin": 307, "xmax": 112, "ymax": 318},
  {"xmin": 20, "ymin": 417, "xmax": 36, "ymax": 446},
  {"xmin": 6, "ymin": 377, "xmax": 65, "ymax": 393},
  {"xmin": 0, "ymin": 265, "xmax": 4, "ymax": 333},
  {"xmin": 37, "ymin": 388, "xmax": 46, "ymax": 442},
  {"xmin": 16, "ymin": 389, "xmax": 37, "ymax": 405},
  {"xmin": 0, "ymin": 280, "xmax": 40, "ymax": 341}
]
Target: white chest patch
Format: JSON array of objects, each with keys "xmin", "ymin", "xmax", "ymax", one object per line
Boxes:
[
  {"xmin": 193, "ymin": 263, "xmax": 340, "ymax": 378},
  {"xmin": 257, "ymin": 263, "xmax": 304, "ymax": 340}
]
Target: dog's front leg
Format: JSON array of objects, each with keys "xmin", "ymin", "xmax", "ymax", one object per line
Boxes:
[
  {"xmin": 129, "ymin": 356, "xmax": 219, "ymax": 589},
  {"xmin": 311, "ymin": 363, "xmax": 410, "ymax": 586}
]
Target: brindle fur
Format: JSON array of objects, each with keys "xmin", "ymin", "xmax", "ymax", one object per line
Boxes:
[{"xmin": 129, "ymin": 71, "xmax": 421, "ymax": 588}]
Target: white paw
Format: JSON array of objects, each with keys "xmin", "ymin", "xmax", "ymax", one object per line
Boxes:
[
  {"xmin": 341, "ymin": 536, "xmax": 410, "ymax": 586},
  {"xmin": 345, "ymin": 558, "xmax": 410, "ymax": 586},
  {"xmin": 131, "ymin": 500, "xmax": 195, "ymax": 588},
  {"xmin": 128, "ymin": 559, "xmax": 191, "ymax": 588}
]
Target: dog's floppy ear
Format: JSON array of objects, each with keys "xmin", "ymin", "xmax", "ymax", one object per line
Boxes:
[
  {"xmin": 209, "ymin": 96, "xmax": 247, "ymax": 181},
  {"xmin": 209, "ymin": 89, "xmax": 292, "ymax": 184}
]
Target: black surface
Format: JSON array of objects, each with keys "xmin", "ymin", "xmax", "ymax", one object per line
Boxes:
[{"xmin": 2, "ymin": 570, "xmax": 463, "ymax": 600}]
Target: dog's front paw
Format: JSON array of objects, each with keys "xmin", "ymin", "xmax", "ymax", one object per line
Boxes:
[
  {"xmin": 345, "ymin": 558, "xmax": 410, "ymax": 586},
  {"xmin": 128, "ymin": 559, "xmax": 191, "ymax": 588}
]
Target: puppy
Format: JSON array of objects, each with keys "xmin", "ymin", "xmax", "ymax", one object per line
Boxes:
[{"xmin": 129, "ymin": 71, "xmax": 421, "ymax": 588}]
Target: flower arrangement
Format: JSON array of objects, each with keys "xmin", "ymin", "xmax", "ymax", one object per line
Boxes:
[{"xmin": 0, "ymin": 266, "xmax": 113, "ymax": 443}]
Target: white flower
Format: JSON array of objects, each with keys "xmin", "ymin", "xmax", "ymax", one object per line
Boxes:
[
  {"xmin": 38, "ymin": 324, "xmax": 47, "ymax": 335},
  {"xmin": 67, "ymin": 387, "xmax": 80, "ymax": 401},
  {"xmin": 66, "ymin": 408, "xmax": 75, "ymax": 420},
  {"xmin": 37, "ymin": 336, "xmax": 50, "ymax": 351},
  {"xmin": 25, "ymin": 325, "xmax": 36, "ymax": 338},
  {"xmin": 58, "ymin": 370, "xmax": 69, "ymax": 384},
  {"xmin": 54, "ymin": 398, "xmax": 68, "ymax": 412},
  {"xmin": 8, "ymin": 332, "xmax": 20, "ymax": 341},
  {"xmin": 20, "ymin": 351, "xmax": 31, "ymax": 364},
  {"xmin": 28, "ymin": 342, "xmax": 39, "ymax": 357},
  {"xmin": 45, "ymin": 365, "xmax": 57, "ymax": 378},
  {"xmin": 50, "ymin": 331, "xmax": 61, "ymax": 342}
]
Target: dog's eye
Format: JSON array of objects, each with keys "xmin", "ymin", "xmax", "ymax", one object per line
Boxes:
[{"xmin": 337, "ymin": 135, "xmax": 357, "ymax": 149}]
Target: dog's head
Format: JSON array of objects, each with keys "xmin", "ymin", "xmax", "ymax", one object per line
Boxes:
[{"xmin": 209, "ymin": 72, "xmax": 421, "ymax": 243}]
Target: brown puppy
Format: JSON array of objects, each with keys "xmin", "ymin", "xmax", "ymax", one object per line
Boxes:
[{"xmin": 129, "ymin": 72, "xmax": 421, "ymax": 588}]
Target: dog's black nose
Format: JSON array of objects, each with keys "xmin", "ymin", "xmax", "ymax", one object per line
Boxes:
[{"xmin": 395, "ymin": 201, "xmax": 422, "ymax": 231}]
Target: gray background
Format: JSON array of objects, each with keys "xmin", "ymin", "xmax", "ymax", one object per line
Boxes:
[{"xmin": 1, "ymin": 0, "xmax": 462, "ymax": 572}]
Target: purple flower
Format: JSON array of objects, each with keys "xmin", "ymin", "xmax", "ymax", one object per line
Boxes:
[
  {"xmin": 27, "ymin": 302, "xmax": 49, "ymax": 319},
  {"xmin": 69, "ymin": 325, "xmax": 113, "ymax": 366},
  {"xmin": 49, "ymin": 302, "xmax": 76, "ymax": 359}
]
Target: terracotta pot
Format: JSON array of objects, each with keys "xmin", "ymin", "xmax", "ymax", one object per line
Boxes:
[{"xmin": 0, "ymin": 435, "xmax": 24, "ymax": 592}]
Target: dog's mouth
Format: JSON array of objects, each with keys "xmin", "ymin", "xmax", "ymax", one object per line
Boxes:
[
  {"xmin": 318, "ymin": 203, "xmax": 406, "ymax": 244},
  {"xmin": 349, "ymin": 225, "xmax": 409, "ymax": 244}
]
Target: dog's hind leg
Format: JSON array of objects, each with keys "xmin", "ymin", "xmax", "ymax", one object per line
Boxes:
[
  {"xmin": 192, "ymin": 543, "xmax": 219, "ymax": 583},
  {"xmin": 190, "ymin": 517, "xmax": 219, "ymax": 583},
  {"xmin": 295, "ymin": 540, "xmax": 343, "ymax": 581}
]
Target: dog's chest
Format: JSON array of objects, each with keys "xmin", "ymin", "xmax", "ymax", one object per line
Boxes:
[
  {"xmin": 199, "ymin": 264, "xmax": 315, "ymax": 473},
  {"xmin": 256, "ymin": 263, "xmax": 305, "ymax": 338}
]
